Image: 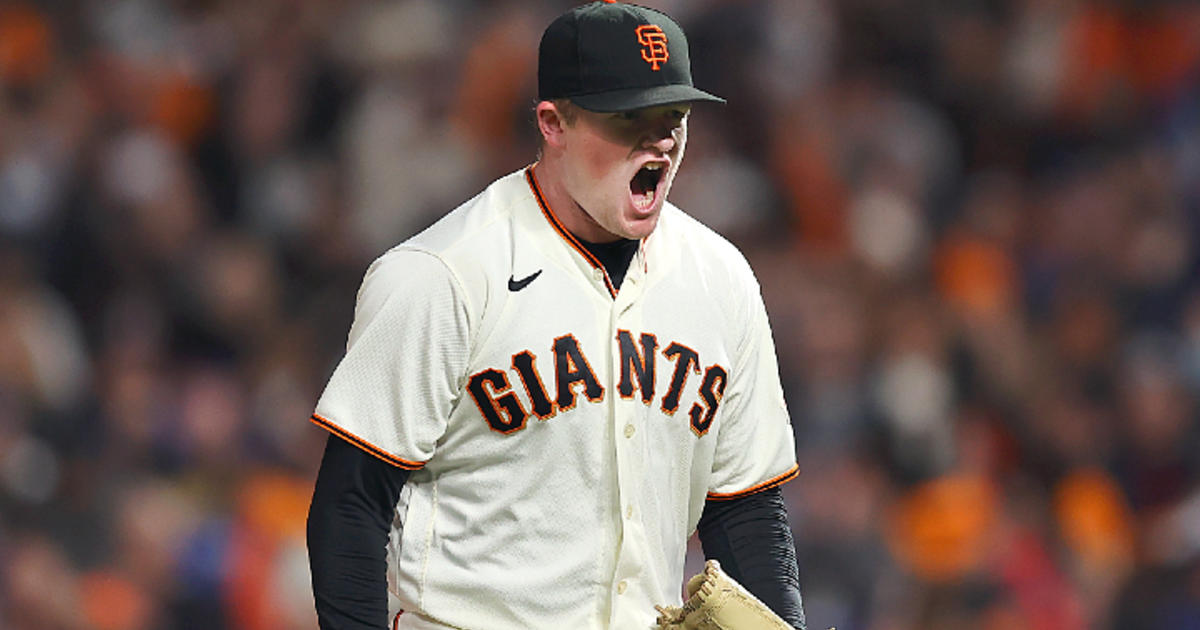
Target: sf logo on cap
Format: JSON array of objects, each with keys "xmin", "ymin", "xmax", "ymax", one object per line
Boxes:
[{"xmin": 636, "ymin": 24, "xmax": 669, "ymax": 70}]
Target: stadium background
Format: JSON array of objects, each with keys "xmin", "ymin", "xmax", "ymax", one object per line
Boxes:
[{"xmin": 2, "ymin": 0, "xmax": 1199, "ymax": 628}]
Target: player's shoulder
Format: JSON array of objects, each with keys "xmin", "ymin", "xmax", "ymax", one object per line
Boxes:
[
  {"xmin": 399, "ymin": 169, "xmax": 530, "ymax": 261},
  {"xmin": 659, "ymin": 202, "xmax": 757, "ymax": 283},
  {"xmin": 356, "ymin": 170, "xmax": 530, "ymax": 313}
]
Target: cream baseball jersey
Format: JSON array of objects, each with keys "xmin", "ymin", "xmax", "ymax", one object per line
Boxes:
[{"xmin": 311, "ymin": 167, "xmax": 798, "ymax": 630}]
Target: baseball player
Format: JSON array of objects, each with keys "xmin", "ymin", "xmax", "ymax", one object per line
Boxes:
[{"xmin": 306, "ymin": 2, "xmax": 806, "ymax": 629}]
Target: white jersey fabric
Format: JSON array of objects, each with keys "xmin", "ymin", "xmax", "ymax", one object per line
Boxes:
[{"xmin": 312, "ymin": 167, "xmax": 798, "ymax": 630}]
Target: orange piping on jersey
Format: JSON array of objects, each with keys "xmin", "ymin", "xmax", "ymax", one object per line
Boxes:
[
  {"xmin": 706, "ymin": 463, "xmax": 800, "ymax": 501},
  {"xmin": 524, "ymin": 166, "xmax": 617, "ymax": 298},
  {"xmin": 310, "ymin": 413, "xmax": 426, "ymax": 470}
]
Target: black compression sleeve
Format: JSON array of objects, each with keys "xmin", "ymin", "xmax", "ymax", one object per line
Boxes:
[
  {"xmin": 307, "ymin": 433, "xmax": 411, "ymax": 630},
  {"xmin": 697, "ymin": 486, "xmax": 806, "ymax": 630}
]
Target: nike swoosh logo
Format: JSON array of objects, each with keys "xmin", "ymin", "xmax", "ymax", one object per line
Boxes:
[{"xmin": 508, "ymin": 269, "xmax": 543, "ymax": 292}]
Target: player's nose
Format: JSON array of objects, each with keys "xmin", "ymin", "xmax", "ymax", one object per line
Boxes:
[
  {"xmin": 644, "ymin": 133, "xmax": 676, "ymax": 154},
  {"xmin": 642, "ymin": 120, "xmax": 679, "ymax": 153}
]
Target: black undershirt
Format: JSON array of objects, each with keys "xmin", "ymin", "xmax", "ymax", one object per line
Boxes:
[{"xmin": 577, "ymin": 236, "xmax": 640, "ymax": 290}]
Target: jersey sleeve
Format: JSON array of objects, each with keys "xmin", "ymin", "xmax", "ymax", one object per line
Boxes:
[
  {"xmin": 311, "ymin": 248, "xmax": 472, "ymax": 470},
  {"xmin": 706, "ymin": 275, "xmax": 798, "ymax": 499}
]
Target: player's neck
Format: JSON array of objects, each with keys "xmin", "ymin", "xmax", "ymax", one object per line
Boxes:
[{"xmin": 531, "ymin": 161, "xmax": 622, "ymax": 243}]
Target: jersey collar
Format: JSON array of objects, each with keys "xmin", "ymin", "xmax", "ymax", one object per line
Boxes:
[{"xmin": 524, "ymin": 165, "xmax": 652, "ymax": 299}]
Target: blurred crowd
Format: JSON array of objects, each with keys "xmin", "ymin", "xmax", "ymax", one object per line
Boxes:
[{"xmin": 1, "ymin": 0, "xmax": 1199, "ymax": 628}]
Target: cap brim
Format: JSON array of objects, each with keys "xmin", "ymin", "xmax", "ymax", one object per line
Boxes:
[{"xmin": 569, "ymin": 84, "xmax": 725, "ymax": 113}]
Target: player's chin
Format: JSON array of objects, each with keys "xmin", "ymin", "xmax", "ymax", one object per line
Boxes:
[{"xmin": 618, "ymin": 208, "xmax": 661, "ymax": 240}]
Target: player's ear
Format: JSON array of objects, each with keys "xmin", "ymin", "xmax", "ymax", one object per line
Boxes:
[{"xmin": 535, "ymin": 101, "xmax": 569, "ymax": 149}]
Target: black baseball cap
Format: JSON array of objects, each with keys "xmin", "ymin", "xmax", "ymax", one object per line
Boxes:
[{"xmin": 538, "ymin": 1, "xmax": 725, "ymax": 113}]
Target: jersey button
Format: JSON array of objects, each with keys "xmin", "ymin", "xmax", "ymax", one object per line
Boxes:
[
  {"xmin": 624, "ymin": 423, "xmax": 635, "ymax": 438},
  {"xmin": 617, "ymin": 580, "xmax": 628, "ymax": 594},
  {"xmin": 626, "ymin": 505, "xmax": 633, "ymax": 519}
]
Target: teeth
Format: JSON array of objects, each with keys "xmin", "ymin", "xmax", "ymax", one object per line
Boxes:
[{"xmin": 645, "ymin": 163, "xmax": 663, "ymax": 170}]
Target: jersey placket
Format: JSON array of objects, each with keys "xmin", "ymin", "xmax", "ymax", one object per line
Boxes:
[
  {"xmin": 606, "ymin": 255, "xmax": 655, "ymax": 627},
  {"xmin": 526, "ymin": 166, "xmax": 664, "ymax": 625}
]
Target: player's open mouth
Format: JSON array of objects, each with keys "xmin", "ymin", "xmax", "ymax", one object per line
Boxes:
[{"xmin": 630, "ymin": 162, "xmax": 665, "ymax": 211}]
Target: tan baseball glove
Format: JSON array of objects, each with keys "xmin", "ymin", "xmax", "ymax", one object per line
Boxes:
[{"xmin": 654, "ymin": 560, "xmax": 798, "ymax": 630}]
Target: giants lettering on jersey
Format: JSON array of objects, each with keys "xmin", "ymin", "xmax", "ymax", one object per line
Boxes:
[{"xmin": 467, "ymin": 330, "xmax": 728, "ymax": 437}]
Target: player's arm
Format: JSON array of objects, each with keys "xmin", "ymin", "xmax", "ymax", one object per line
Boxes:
[
  {"xmin": 307, "ymin": 432, "xmax": 410, "ymax": 630},
  {"xmin": 696, "ymin": 255, "xmax": 804, "ymax": 626},
  {"xmin": 696, "ymin": 486, "xmax": 806, "ymax": 629}
]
